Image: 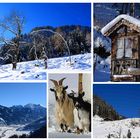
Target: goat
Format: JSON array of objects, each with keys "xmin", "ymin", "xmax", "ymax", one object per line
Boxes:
[
  {"xmin": 50, "ymin": 78, "xmax": 75, "ymax": 132},
  {"xmin": 69, "ymin": 91, "xmax": 91, "ymax": 133}
]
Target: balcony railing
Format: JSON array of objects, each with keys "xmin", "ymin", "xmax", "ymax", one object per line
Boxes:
[{"xmin": 111, "ymin": 58, "xmax": 138, "ymax": 75}]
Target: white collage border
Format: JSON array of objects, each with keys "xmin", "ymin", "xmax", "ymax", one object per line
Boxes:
[{"xmin": 0, "ymin": 0, "xmax": 139, "ymax": 139}]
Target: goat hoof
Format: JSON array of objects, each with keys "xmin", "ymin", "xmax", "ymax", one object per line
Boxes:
[{"xmin": 67, "ymin": 129, "xmax": 72, "ymax": 133}]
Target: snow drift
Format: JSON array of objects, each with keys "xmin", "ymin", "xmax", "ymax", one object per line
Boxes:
[{"xmin": 93, "ymin": 115, "xmax": 140, "ymax": 138}]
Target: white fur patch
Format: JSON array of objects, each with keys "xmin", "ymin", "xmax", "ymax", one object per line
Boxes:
[{"xmin": 73, "ymin": 108, "xmax": 90, "ymax": 132}]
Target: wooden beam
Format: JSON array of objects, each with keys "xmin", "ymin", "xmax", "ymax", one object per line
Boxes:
[{"xmin": 78, "ymin": 73, "xmax": 83, "ymax": 94}]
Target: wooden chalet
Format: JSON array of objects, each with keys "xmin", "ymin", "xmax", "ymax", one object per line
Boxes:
[{"xmin": 101, "ymin": 14, "xmax": 140, "ymax": 82}]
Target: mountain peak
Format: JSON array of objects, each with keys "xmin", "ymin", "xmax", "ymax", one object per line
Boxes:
[
  {"xmin": 11, "ymin": 105, "xmax": 23, "ymax": 108},
  {"xmin": 24, "ymin": 103, "xmax": 43, "ymax": 109}
]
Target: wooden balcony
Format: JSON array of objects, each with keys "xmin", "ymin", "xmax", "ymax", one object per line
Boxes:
[{"xmin": 111, "ymin": 58, "xmax": 140, "ymax": 81}]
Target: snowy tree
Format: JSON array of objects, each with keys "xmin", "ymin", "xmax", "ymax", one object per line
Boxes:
[{"xmin": 0, "ymin": 10, "xmax": 25, "ymax": 69}]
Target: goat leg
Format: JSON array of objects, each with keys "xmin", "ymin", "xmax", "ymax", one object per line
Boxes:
[{"xmin": 60, "ymin": 123, "xmax": 65, "ymax": 132}]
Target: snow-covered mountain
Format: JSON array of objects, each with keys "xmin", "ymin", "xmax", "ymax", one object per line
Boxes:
[
  {"xmin": 0, "ymin": 118, "xmax": 6, "ymax": 126},
  {"xmin": 18, "ymin": 117, "xmax": 46, "ymax": 131},
  {"xmin": 93, "ymin": 94, "xmax": 123, "ymax": 121},
  {"xmin": 0, "ymin": 104, "xmax": 46, "ymax": 138},
  {"xmin": 24, "ymin": 103, "xmax": 44, "ymax": 110},
  {"xmin": 93, "ymin": 115, "xmax": 140, "ymax": 138},
  {"xmin": 0, "ymin": 104, "xmax": 46, "ymax": 125},
  {"xmin": 93, "ymin": 94, "xmax": 138, "ymax": 138}
]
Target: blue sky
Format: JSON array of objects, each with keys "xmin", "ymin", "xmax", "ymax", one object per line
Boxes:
[
  {"xmin": 94, "ymin": 84, "xmax": 140, "ymax": 118},
  {"xmin": 0, "ymin": 3, "xmax": 91, "ymax": 34},
  {"xmin": 0, "ymin": 83, "xmax": 46, "ymax": 107}
]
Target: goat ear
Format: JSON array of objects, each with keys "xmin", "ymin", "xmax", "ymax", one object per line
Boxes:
[
  {"xmin": 82, "ymin": 92, "xmax": 85, "ymax": 97},
  {"xmin": 70, "ymin": 90, "xmax": 76, "ymax": 97},
  {"xmin": 79, "ymin": 92, "xmax": 85, "ymax": 98},
  {"xmin": 63, "ymin": 86, "xmax": 68, "ymax": 90},
  {"xmin": 50, "ymin": 88, "xmax": 55, "ymax": 92}
]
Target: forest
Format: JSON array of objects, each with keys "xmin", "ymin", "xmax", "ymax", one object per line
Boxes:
[{"xmin": 0, "ymin": 11, "xmax": 91, "ymax": 65}]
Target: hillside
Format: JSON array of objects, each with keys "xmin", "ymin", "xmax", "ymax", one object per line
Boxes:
[
  {"xmin": 93, "ymin": 115, "xmax": 140, "ymax": 138},
  {"xmin": 0, "ymin": 25, "xmax": 91, "ymax": 65},
  {"xmin": 0, "ymin": 53, "xmax": 90, "ymax": 80},
  {"xmin": 0, "ymin": 104, "xmax": 46, "ymax": 125},
  {"xmin": 93, "ymin": 94, "xmax": 124, "ymax": 121},
  {"xmin": 0, "ymin": 104, "xmax": 46, "ymax": 138},
  {"xmin": 94, "ymin": 3, "xmax": 140, "ymax": 28}
]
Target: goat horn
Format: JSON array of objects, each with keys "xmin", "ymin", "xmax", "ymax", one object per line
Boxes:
[
  {"xmin": 50, "ymin": 79, "xmax": 58, "ymax": 87},
  {"xmin": 59, "ymin": 78, "xmax": 66, "ymax": 85}
]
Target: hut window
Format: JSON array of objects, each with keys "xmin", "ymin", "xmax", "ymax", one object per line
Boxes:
[
  {"xmin": 125, "ymin": 38, "xmax": 132, "ymax": 58},
  {"xmin": 116, "ymin": 37, "xmax": 132, "ymax": 59},
  {"xmin": 116, "ymin": 38, "xmax": 124, "ymax": 59}
]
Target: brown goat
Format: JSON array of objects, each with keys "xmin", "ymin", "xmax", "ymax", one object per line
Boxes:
[{"xmin": 50, "ymin": 78, "xmax": 75, "ymax": 132}]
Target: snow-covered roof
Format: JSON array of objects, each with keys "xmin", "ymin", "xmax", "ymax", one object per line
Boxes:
[{"xmin": 101, "ymin": 14, "xmax": 140, "ymax": 35}]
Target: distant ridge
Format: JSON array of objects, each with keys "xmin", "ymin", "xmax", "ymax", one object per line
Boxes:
[{"xmin": 0, "ymin": 103, "xmax": 46, "ymax": 125}]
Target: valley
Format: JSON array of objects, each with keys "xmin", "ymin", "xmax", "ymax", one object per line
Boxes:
[{"xmin": 0, "ymin": 125, "xmax": 29, "ymax": 138}]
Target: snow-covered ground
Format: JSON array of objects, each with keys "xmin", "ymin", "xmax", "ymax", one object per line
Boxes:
[
  {"xmin": 0, "ymin": 125, "xmax": 30, "ymax": 138},
  {"xmin": 94, "ymin": 28, "xmax": 111, "ymax": 82},
  {"xmin": 94, "ymin": 55, "xmax": 111, "ymax": 82},
  {"xmin": 0, "ymin": 53, "xmax": 91, "ymax": 80},
  {"xmin": 0, "ymin": 60, "xmax": 46, "ymax": 80},
  {"xmin": 49, "ymin": 128, "xmax": 91, "ymax": 138},
  {"xmin": 93, "ymin": 115, "xmax": 140, "ymax": 138},
  {"xmin": 48, "ymin": 53, "xmax": 91, "ymax": 71}
]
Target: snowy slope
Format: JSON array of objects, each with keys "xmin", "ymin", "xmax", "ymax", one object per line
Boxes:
[
  {"xmin": 94, "ymin": 28, "xmax": 111, "ymax": 82},
  {"xmin": 48, "ymin": 53, "xmax": 91, "ymax": 71},
  {"xmin": 0, "ymin": 53, "xmax": 91, "ymax": 80},
  {"xmin": 93, "ymin": 115, "xmax": 140, "ymax": 138},
  {"xmin": 94, "ymin": 55, "xmax": 111, "ymax": 82},
  {"xmin": 0, "ymin": 60, "xmax": 46, "ymax": 80}
]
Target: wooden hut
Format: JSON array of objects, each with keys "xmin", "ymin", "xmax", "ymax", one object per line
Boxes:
[{"xmin": 101, "ymin": 14, "xmax": 140, "ymax": 82}]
